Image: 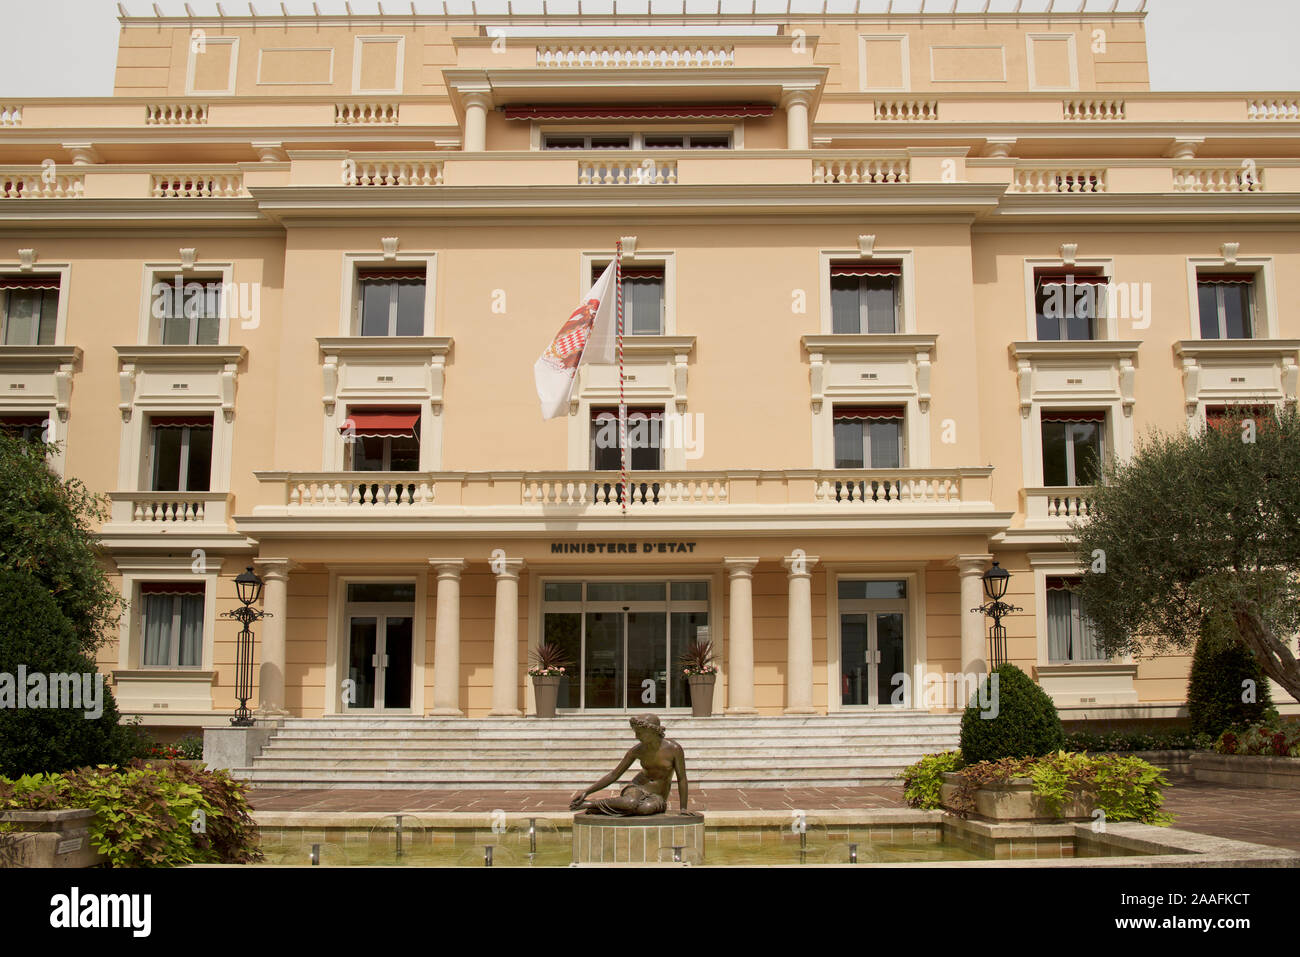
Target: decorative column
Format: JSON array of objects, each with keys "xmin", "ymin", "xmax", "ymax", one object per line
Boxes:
[
  {"xmin": 428, "ymin": 559, "xmax": 465, "ymax": 716},
  {"xmin": 951, "ymin": 555, "xmax": 993, "ymax": 678},
  {"xmin": 782, "ymin": 552, "xmax": 819, "ymax": 714},
  {"xmin": 724, "ymin": 558, "xmax": 759, "ymax": 714},
  {"xmin": 781, "ymin": 90, "xmax": 812, "ymax": 150},
  {"xmin": 254, "ymin": 559, "xmax": 295, "ymax": 715},
  {"xmin": 463, "ymin": 92, "xmax": 492, "ymax": 152},
  {"xmin": 489, "ymin": 557, "xmax": 525, "ymax": 716}
]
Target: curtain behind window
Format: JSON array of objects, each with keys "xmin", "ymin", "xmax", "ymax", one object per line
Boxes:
[
  {"xmin": 1046, "ymin": 589, "xmax": 1072, "ymax": 662},
  {"xmin": 142, "ymin": 594, "xmax": 174, "ymax": 666},
  {"xmin": 178, "ymin": 595, "xmax": 203, "ymax": 666}
]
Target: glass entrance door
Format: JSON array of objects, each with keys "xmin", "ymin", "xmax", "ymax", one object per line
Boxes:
[
  {"xmin": 344, "ymin": 582, "xmax": 415, "ymax": 712},
  {"xmin": 838, "ymin": 579, "xmax": 908, "ymax": 708},
  {"xmin": 582, "ymin": 611, "xmax": 668, "ymax": 709}
]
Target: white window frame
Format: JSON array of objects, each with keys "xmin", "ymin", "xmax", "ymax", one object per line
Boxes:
[
  {"xmin": 324, "ymin": 569, "xmax": 427, "ymax": 716},
  {"xmin": 579, "ymin": 249, "xmax": 675, "ymax": 336},
  {"xmin": 1022, "ymin": 258, "xmax": 1116, "ymax": 341},
  {"xmin": 352, "ymin": 35, "xmax": 405, "ymax": 95},
  {"xmin": 139, "ymin": 262, "xmax": 235, "ymax": 346},
  {"xmin": 139, "ymin": 589, "xmax": 208, "ymax": 669},
  {"xmin": 589, "ymin": 406, "xmax": 665, "ymax": 471},
  {"xmin": 116, "ymin": 561, "xmax": 219, "ymax": 672},
  {"xmin": 185, "ymin": 36, "xmax": 239, "ymax": 96},
  {"xmin": 831, "ymin": 410, "xmax": 906, "ymax": 469},
  {"xmin": 339, "ymin": 251, "xmax": 437, "ymax": 337},
  {"xmin": 355, "ymin": 272, "xmax": 429, "ymax": 338},
  {"xmin": 145, "ymin": 415, "xmax": 215, "ymax": 492},
  {"xmin": 1038, "ymin": 410, "xmax": 1107, "ymax": 488},
  {"xmin": 532, "ymin": 124, "xmax": 742, "ymax": 151},
  {"xmin": 819, "ymin": 248, "xmax": 916, "ymax": 335},
  {"xmin": 1029, "ymin": 555, "xmax": 1131, "ymax": 668},
  {"xmin": 829, "ymin": 270, "xmax": 903, "ymax": 335},
  {"xmin": 343, "ymin": 406, "xmax": 422, "ymax": 473},
  {"xmin": 1186, "ymin": 257, "xmax": 1277, "ymax": 339},
  {"xmin": 0, "ymin": 263, "xmax": 71, "ymax": 345}
]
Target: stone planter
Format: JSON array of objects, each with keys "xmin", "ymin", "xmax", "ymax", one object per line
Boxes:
[
  {"xmin": 939, "ymin": 772, "xmax": 1096, "ymax": 823},
  {"xmin": 532, "ymin": 675, "xmax": 561, "ymax": 718},
  {"xmin": 0, "ymin": 809, "xmax": 107, "ymax": 868},
  {"xmin": 687, "ymin": 674, "xmax": 716, "ymax": 717},
  {"xmin": 1192, "ymin": 753, "xmax": 1300, "ymax": 789}
]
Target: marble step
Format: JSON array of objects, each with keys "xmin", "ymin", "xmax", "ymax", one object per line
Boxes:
[
  {"xmin": 259, "ymin": 741, "xmax": 955, "ymax": 758},
  {"xmin": 249, "ymin": 752, "xmax": 936, "ymax": 771},
  {"xmin": 272, "ymin": 714, "xmax": 958, "ymax": 730},
  {"xmin": 262, "ymin": 730, "xmax": 958, "ymax": 747}
]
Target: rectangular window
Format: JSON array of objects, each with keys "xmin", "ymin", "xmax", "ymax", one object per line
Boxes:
[
  {"xmin": 1034, "ymin": 269, "xmax": 1105, "ymax": 341},
  {"xmin": 0, "ymin": 277, "xmax": 59, "ymax": 345},
  {"xmin": 1041, "ymin": 411, "xmax": 1104, "ymax": 487},
  {"xmin": 357, "ymin": 268, "xmax": 426, "ymax": 336},
  {"xmin": 830, "ymin": 262, "xmax": 901, "ymax": 334},
  {"xmin": 157, "ymin": 276, "xmax": 222, "ymax": 345},
  {"xmin": 1046, "ymin": 577, "xmax": 1105, "ymax": 662},
  {"xmin": 543, "ymin": 132, "xmax": 731, "ymax": 150},
  {"xmin": 833, "ymin": 406, "xmax": 905, "ymax": 469},
  {"xmin": 342, "ymin": 407, "xmax": 421, "ymax": 471},
  {"xmin": 148, "ymin": 415, "xmax": 214, "ymax": 492},
  {"xmin": 590, "ymin": 406, "xmax": 663, "ymax": 470},
  {"xmin": 0, "ymin": 413, "xmax": 48, "ymax": 444},
  {"xmin": 1197, "ymin": 274, "xmax": 1256, "ymax": 339},
  {"xmin": 140, "ymin": 583, "xmax": 205, "ymax": 668},
  {"xmin": 591, "ymin": 265, "xmax": 664, "ymax": 335}
]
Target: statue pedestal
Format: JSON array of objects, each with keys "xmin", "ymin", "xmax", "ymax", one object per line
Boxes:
[{"xmin": 572, "ymin": 812, "xmax": 705, "ymax": 864}]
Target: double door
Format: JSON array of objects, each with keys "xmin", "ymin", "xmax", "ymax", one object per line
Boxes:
[
  {"xmin": 346, "ymin": 607, "xmax": 413, "ymax": 711},
  {"xmin": 840, "ymin": 609, "xmax": 907, "ymax": 707}
]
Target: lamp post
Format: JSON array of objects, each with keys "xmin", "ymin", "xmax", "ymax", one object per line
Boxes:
[
  {"xmin": 221, "ymin": 566, "xmax": 270, "ymax": 727},
  {"xmin": 973, "ymin": 561, "xmax": 1022, "ymax": 670}
]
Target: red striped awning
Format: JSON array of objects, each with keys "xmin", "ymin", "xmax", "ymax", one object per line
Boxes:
[
  {"xmin": 1041, "ymin": 410, "xmax": 1107, "ymax": 423},
  {"xmin": 0, "ymin": 276, "xmax": 60, "ymax": 290},
  {"xmin": 1197, "ymin": 273, "xmax": 1256, "ymax": 284},
  {"xmin": 503, "ymin": 104, "xmax": 774, "ymax": 121},
  {"xmin": 592, "ymin": 407, "xmax": 662, "ymax": 420},
  {"xmin": 1046, "ymin": 576, "xmax": 1081, "ymax": 591},
  {"xmin": 140, "ymin": 582, "xmax": 206, "ymax": 595},
  {"xmin": 342, "ymin": 409, "xmax": 420, "ymax": 438},
  {"xmin": 833, "ymin": 405, "xmax": 905, "ymax": 421},
  {"xmin": 1035, "ymin": 269, "xmax": 1108, "ymax": 287},
  {"xmin": 830, "ymin": 262, "xmax": 902, "ymax": 278},
  {"xmin": 150, "ymin": 415, "xmax": 214, "ymax": 428},
  {"xmin": 358, "ymin": 268, "xmax": 426, "ymax": 282},
  {"xmin": 0, "ymin": 414, "xmax": 48, "ymax": 427}
]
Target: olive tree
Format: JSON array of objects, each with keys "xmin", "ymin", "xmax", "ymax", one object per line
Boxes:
[{"xmin": 1071, "ymin": 407, "xmax": 1300, "ymax": 702}]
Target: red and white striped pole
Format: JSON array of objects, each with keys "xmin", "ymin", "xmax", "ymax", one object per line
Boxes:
[{"xmin": 616, "ymin": 239, "xmax": 627, "ymax": 513}]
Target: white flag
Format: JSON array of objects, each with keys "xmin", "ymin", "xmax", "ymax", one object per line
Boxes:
[{"xmin": 533, "ymin": 260, "xmax": 619, "ymax": 420}]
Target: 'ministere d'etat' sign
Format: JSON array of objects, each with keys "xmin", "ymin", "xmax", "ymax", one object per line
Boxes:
[{"xmin": 550, "ymin": 542, "xmax": 698, "ymax": 554}]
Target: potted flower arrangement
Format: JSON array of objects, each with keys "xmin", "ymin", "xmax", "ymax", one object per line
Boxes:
[
  {"xmin": 528, "ymin": 642, "xmax": 572, "ymax": 718},
  {"xmin": 678, "ymin": 641, "xmax": 718, "ymax": 717}
]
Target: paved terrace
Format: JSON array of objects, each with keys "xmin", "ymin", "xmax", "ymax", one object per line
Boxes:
[{"xmin": 248, "ymin": 775, "xmax": 1300, "ymax": 852}]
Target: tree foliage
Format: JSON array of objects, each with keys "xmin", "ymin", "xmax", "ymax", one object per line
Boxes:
[
  {"xmin": 959, "ymin": 664, "xmax": 1065, "ymax": 764},
  {"xmin": 1072, "ymin": 406, "xmax": 1300, "ymax": 701},
  {"xmin": 1187, "ymin": 621, "xmax": 1274, "ymax": 738},
  {"xmin": 0, "ymin": 434, "xmax": 125, "ymax": 655}
]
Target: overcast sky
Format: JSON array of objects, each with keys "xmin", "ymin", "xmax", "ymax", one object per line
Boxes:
[{"xmin": 0, "ymin": 0, "xmax": 1296, "ymax": 96}]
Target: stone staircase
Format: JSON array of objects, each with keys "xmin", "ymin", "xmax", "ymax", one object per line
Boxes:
[{"xmin": 235, "ymin": 712, "xmax": 961, "ymax": 790}]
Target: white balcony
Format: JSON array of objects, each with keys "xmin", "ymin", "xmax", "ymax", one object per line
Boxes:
[{"xmin": 1022, "ymin": 486, "xmax": 1097, "ymax": 530}]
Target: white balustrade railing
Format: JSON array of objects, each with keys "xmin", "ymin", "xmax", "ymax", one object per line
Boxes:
[
  {"xmin": 146, "ymin": 103, "xmax": 208, "ymax": 125},
  {"xmin": 346, "ymin": 160, "xmax": 444, "ymax": 186},
  {"xmin": 537, "ymin": 44, "xmax": 734, "ymax": 68},
  {"xmin": 151, "ymin": 173, "xmax": 244, "ymax": 198},
  {"xmin": 813, "ymin": 474, "xmax": 964, "ymax": 505},
  {"xmin": 1025, "ymin": 487, "xmax": 1097, "ymax": 525},
  {"xmin": 1, "ymin": 172, "xmax": 85, "ymax": 199},
  {"xmin": 287, "ymin": 474, "xmax": 435, "ymax": 508},
  {"xmin": 874, "ymin": 100, "xmax": 939, "ymax": 121},
  {"xmin": 524, "ymin": 474, "xmax": 729, "ymax": 507},
  {"xmin": 1011, "ymin": 167, "xmax": 1107, "ymax": 193},
  {"xmin": 335, "ymin": 102, "xmax": 399, "ymax": 124},
  {"xmin": 1247, "ymin": 98, "xmax": 1299, "ymax": 121},
  {"xmin": 1063, "ymin": 98, "xmax": 1126, "ymax": 120},
  {"xmin": 577, "ymin": 158, "xmax": 677, "ymax": 185},
  {"xmin": 813, "ymin": 158, "xmax": 910, "ymax": 184},
  {"xmin": 1172, "ymin": 165, "xmax": 1264, "ymax": 192},
  {"xmin": 0, "ymin": 104, "xmax": 21, "ymax": 127},
  {"xmin": 109, "ymin": 492, "xmax": 230, "ymax": 526}
]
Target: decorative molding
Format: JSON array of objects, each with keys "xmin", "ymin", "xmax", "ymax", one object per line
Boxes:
[
  {"xmin": 1165, "ymin": 137, "xmax": 1204, "ymax": 160},
  {"xmin": 620, "ymin": 235, "xmax": 638, "ymax": 259},
  {"xmin": 113, "ymin": 346, "xmax": 247, "ymax": 424},
  {"xmin": 62, "ymin": 143, "xmax": 102, "ymax": 165},
  {"xmin": 316, "ymin": 336, "xmax": 453, "ymax": 416},
  {"xmin": 251, "ymin": 140, "xmax": 288, "ymax": 163},
  {"xmin": 801, "ymin": 334, "xmax": 938, "ymax": 415},
  {"xmin": 179, "ymin": 248, "xmax": 198, "ymax": 271},
  {"xmin": 1009, "ymin": 341, "xmax": 1142, "ymax": 419},
  {"xmin": 1174, "ymin": 339, "xmax": 1300, "ymax": 417},
  {"xmin": 381, "ymin": 237, "xmax": 399, "ymax": 260},
  {"xmin": 1059, "ymin": 242, "xmax": 1078, "ymax": 266},
  {"xmin": 17, "ymin": 248, "xmax": 35, "ymax": 271},
  {"xmin": 858, "ymin": 234, "xmax": 876, "ymax": 258},
  {"xmin": 983, "ymin": 137, "xmax": 1017, "ymax": 158},
  {"xmin": 1221, "ymin": 242, "xmax": 1241, "ymax": 266}
]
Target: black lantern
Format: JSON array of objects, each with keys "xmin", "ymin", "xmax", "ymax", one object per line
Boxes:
[
  {"xmin": 221, "ymin": 566, "xmax": 270, "ymax": 727},
  {"xmin": 972, "ymin": 561, "xmax": 1022, "ymax": 670}
]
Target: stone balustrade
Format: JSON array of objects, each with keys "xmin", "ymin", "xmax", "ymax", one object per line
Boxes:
[
  {"xmin": 1063, "ymin": 98, "xmax": 1126, "ymax": 120},
  {"xmin": 812, "ymin": 157, "xmax": 910, "ymax": 184},
  {"xmin": 1011, "ymin": 167, "xmax": 1107, "ymax": 193},
  {"xmin": 1173, "ymin": 164, "xmax": 1264, "ymax": 192},
  {"xmin": 145, "ymin": 102, "xmax": 208, "ymax": 125},
  {"xmin": 536, "ymin": 44, "xmax": 734, "ymax": 68},
  {"xmin": 150, "ymin": 173, "xmax": 245, "ymax": 197},
  {"xmin": 577, "ymin": 158, "xmax": 678, "ymax": 185}
]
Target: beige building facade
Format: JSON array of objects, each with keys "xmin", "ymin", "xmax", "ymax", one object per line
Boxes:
[{"xmin": 1, "ymin": 5, "xmax": 1297, "ymax": 731}]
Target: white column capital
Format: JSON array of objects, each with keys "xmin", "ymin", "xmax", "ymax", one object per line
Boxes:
[
  {"xmin": 253, "ymin": 558, "xmax": 298, "ymax": 583},
  {"xmin": 949, "ymin": 554, "xmax": 993, "ymax": 578},
  {"xmin": 490, "ymin": 557, "xmax": 525, "ymax": 581},
  {"xmin": 724, "ymin": 557, "xmax": 759, "ymax": 578},
  {"xmin": 782, "ymin": 553, "xmax": 819, "ymax": 578},
  {"xmin": 779, "ymin": 87, "xmax": 815, "ymax": 109},
  {"xmin": 429, "ymin": 558, "xmax": 466, "ymax": 578}
]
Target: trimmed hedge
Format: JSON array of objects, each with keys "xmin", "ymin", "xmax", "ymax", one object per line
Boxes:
[
  {"xmin": 1187, "ymin": 630, "xmax": 1274, "ymax": 738},
  {"xmin": 959, "ymin": 664, "xmax": 1065, "ymax": 765}
]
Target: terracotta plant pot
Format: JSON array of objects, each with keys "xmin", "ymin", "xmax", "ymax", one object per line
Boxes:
[
  {"xmin": 687, "ymin": 674, "xmax": 716, "ymax": 717},
  {"xmin": 532, "ymin": 674, "xmax": 561, "ymax": 718}
]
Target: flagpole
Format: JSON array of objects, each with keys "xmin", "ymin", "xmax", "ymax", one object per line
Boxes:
[{"xmin": 616, "ymin": 239, "xmax": 627, "ymax": 513}]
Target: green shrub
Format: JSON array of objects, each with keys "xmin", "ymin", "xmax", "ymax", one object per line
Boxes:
[
  {"xmin": 959, "ymin": 664, "xmax": 1065, "ymax": 765},
  {"xmin": 1187, "ymin": 627, "xmax": 1274, "ymax": 738},
  {"xmin": 0, "ymin": 762, "xmax": 263, "ymax": 867},
  {"xmin": 0, "ymin": 569, "xmax": 140, "ymax": 777},
  {"xmin": 175, "ymin": 735, "xmax": 205, "ymax": 760},
  {"xmin": 1063, "ymin": 727, "xmax": 1213, "ymax": 752},
  {"xmin": 898, "ymin": 750, "xmax": 963, "ymax": 809},
  {"xmin": 1215, "ymin": 722, "xmax": 1300, "ymax": 757},
  {"xmin": 949, "ymin": 752, "xmax": 1173, "ymax": 826}
]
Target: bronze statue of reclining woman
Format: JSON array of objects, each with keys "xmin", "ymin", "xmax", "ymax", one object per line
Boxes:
[{"xmin": 569, "ymin": 714, "xmax": 697, "ymax": 817}]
